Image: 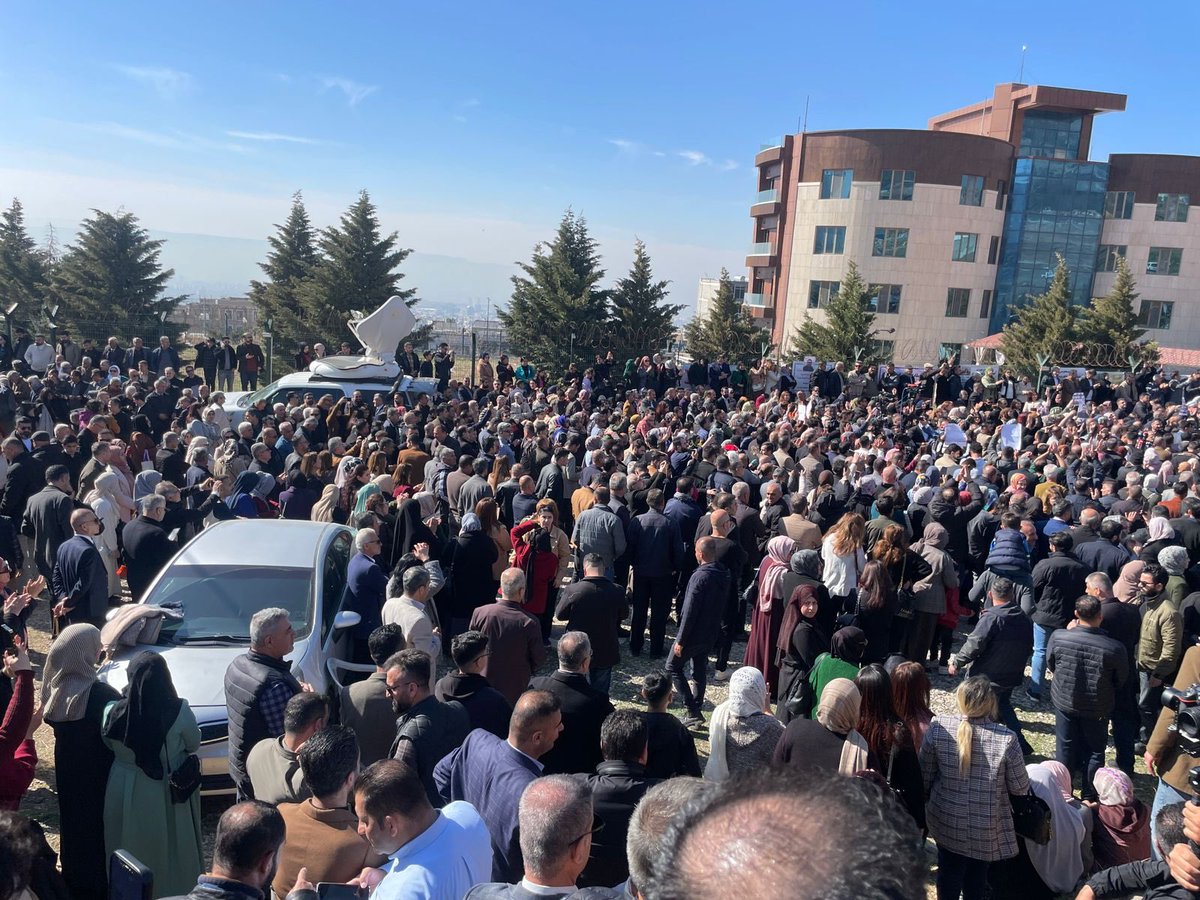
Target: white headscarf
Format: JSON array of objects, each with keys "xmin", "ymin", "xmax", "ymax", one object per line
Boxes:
[
  {"xmin": 1024, "ymin": 762, "xmax": 1086, "ymax": 893},
  {"xmin": 704, "ymin": 666, "xmax": 768, "ymax": 782}
]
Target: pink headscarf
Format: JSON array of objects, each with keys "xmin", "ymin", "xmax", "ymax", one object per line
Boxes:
[
  {"xmin": 1114, "ymin": 560, "xmax": 1145, "ymax": 603},
  {"xmin": 756, "ymin": 535, "xmax": 797, "ymax": 613}
]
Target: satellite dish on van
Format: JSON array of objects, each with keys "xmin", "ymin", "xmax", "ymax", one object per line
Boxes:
[{"xmin": 347, "ymin": 295, "xmax": 417, "ymax": 364}]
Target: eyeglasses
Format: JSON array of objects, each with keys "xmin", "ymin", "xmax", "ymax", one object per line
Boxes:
[
  {"xmin": 384, "ymin": 680, "xmax": 419, "ymax": 695},
  {"xmin": 568, "ymin": 816, "xmax": 606, "ymax": 846}
]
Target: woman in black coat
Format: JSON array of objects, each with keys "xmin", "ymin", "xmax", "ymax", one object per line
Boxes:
[
  {"xmin": 775, "ymin": 580, "xmax": 830, "ymax": 724},
  {"xmin": 446, "ymin": 512, "xmax": 498, "ymax": 639}
]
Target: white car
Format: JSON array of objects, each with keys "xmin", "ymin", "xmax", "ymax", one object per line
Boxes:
[{"xmin": 98, "ymin": 519, "xmax": 366, "ymax": 795}]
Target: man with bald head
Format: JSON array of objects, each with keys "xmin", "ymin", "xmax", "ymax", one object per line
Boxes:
[
  {"xmin": 708, "ymin": 510, "xmax": 748, "ymax": 683},
  {"xmin": 52, "ymin": 506, "xmax": 110, "ymax": 627},
  {"xmin": 667, "ymin": 536, "xmax": 731, "ymax": 728}
]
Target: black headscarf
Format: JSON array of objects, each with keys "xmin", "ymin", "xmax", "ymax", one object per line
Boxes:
[
  {"xmin": 830, "ymin": 626, "xmax": 867, "ymax": 663},
  {"xmin": 103, "ymin": 651, "xmax": 183, "ymax": 779},
  {"xmin": 391, "ymin": 496, "xmax": 438, "ymax": 562}
]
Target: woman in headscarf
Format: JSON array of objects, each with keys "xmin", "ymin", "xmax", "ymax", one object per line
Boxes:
[
  {"xmin": 1142, "ymin": 515, "xmax": 1179, "ymax": 564},
  {"xmin": 447, "ymin": 511, "xmax": 499, "ymax": 639},
  {"xmin": 101, "ymin": 652, "xmax": 202, "ymax": 897},
  {"xmin": 133, "ymin": 469, "xmax": 162, "ymax": 503},
  {"xmin": 1088, "ymin": 765, "xmax": 1150, "ymax": 869},
  {"xmin": 777, "ymin": 548, "xmax": 834, "ymax": 634},
  {"xmin": 124, "ymin": 421, "xmax": 157, "ymax": 474},
  {"xmin": 773, "ymin": 677, "xmax": 873, "ymax": 776},
  {"xmin": 250, "ymin": 472, "xmax": 277, "ymax": 519},
  {"xmin": 921, "ymin": 676, "xmax": 1031, "ymax": 900},
  {"xmin": 310, "ymin": 483, "xmax": 339, "ymax": 524},
  {"xmin": 807, "ymin": 625, "xmax": 867, "ymax": 703},
  {"xmin": 335, "ymin": 456, "xmax": 368, "ymax": 524},
  {"xmin": 353, "ymin": 479, "xmax": 383, "ymax": 520},
  {"xmin": 704, "ymin": 667, "xmax": 784, "ymax": 781},
  {"xmin": 775, "ymin": 582, "xmax": 829, "ymax": 724},
  {"xmin": 989, "ymin": 761, "xmax": 1088, "ymax": 899},
  {"xmin": 228, "ymin": 470, "xmax": 262, "ymax": 518},
  {"xmin": 41, "ymin": 624, "xmax": 120, "ymax": 900},
  {"xmin": 743, "ymin": 535, "xmax": 798, "ymax": 694},
  {"xmin": 1114, "ymin": 559, "xmax": 1145, "ymax": 603},
  {"xmin": 907, "ymin": 521, "xmax": 959, "ymax": 666},
  {"xmin": 84, "ymin": 472, "xmax": 123, "ymax": 600},
  {"xmin": 391, "ymin": 492, "xmax": 442, "ymax": 562}
]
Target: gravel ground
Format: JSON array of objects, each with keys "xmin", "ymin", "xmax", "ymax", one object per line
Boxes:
[{"xmin": 19, "ymin": 575, "xmax": 1157, "ymax": 895}]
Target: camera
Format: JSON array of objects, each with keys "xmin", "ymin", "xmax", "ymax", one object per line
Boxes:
[{"xmin": 1162, "ymin": 684, "xmax": 1200, "ymax": 756}]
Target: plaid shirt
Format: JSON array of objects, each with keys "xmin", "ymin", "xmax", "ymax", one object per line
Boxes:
[
  {"xmin": 258, "ymin": 682, "xmax": 294, "ymax": 738},
  {"xmin": 919, "ymin": 714, "xmax": 1030, "ymax": 861}
]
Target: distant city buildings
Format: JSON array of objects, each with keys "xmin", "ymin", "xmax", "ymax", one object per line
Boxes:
[
  {"xmin": 748, "ymin": 82, "xmax": 1200, "ymax": 365},
  {"xmin": 179, "ymin": 297, "xmax": 257, "ymax": 341},
  {"xmin": 425, "ymin": 316, "xmax": 508, "ymax": 358},
  {"xmin": 695, "ymin": 274, "xmax": 749, "ymax": 321}
]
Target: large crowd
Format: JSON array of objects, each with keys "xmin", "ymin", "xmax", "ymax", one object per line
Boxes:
[{"xmin": 6, "ymin": 329, "xmax": 1200, "ymax": 898}]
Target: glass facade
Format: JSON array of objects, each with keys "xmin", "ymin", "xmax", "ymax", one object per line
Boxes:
[
  {"xmin": 872, "ymin": 228, "xmax": 909, "ymax": 258},
  {"xmin": 989, "ymin": 157, "xmax": 1109, "ymax": 333},
  {"xmin": 1156, "ymin": 193, "xmax": 1190, "ymax": 222},
  {"xmin": 808, "ymin": 280, "xmax": 840, "ymax": 309},
  {"xmin": 813, "ymin": 226, "xmax": 846, "ymax": 254},
  {"xmin": 1018, "ymin": 111, "xmax": 1083, "ymax": 159},
  {"xmin": 879, "ymin": 169, "xmax": 915, "ymax": 201},
  {"xmin": 1138, "ymin": 300, "xmax": 1173, "ymax": 329},
  {"xmin": 1104, "ymin": 191, "xmax": 1135, "ymax": 219},
  {"xmin": 867, "ymin": 283, "xmax": 902, "ymax": 314}
]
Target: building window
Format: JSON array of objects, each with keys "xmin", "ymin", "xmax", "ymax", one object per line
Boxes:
[
  {"xmin": 813, "ymin": 226, "xmax": 846, "ymax": 255},
  {"xmin": 872, "ymin": 228, "xmax": 909, "ymax": 258},
  {"xmin": 945, "ymin": 288, "xmax": 970, "ymax": 318},
  {"xmin": 995, "ymin": 180, "xmax": 1007, "ymax": 210},
  {"xmin": 1096, "ymin": 244, "xmax": 1127, "ymax": 273},
  {"xmin": 873, "ymin": 339, "xmax": 895, "ymax": 361},
  {"xmin": 867, "ymin": 283, "xmax": 902, "ymax": 314},
  {"xmin": 980, "ymin": 290, "xmax": 992, "ymax": 319},
  {"xmin": 1018, "ymin": 110, "xmax": 1083, "ymax": 159},
  {"xmin": 1104, "ymin": 190, "xmax": 1135, "ymax": 219},
  {"xmin": 1156, "ymin": 193, "xmax": 1190, "ymax": 222},
  {"xmin": 879, "ymin": 169, "xmax": 915, "ymax": 201},
  {"xmin": 987, "ymin": 236, "xmax": 1000, "ymax": 265},
  {"xmin": 960, "ymin": 174, "xmax": 984, "ymax": 206},
  {"xmin": 1137, "ymin": 300, "xmax": 1174, "ymax": 329},
  {"xmin": 952, "ymin": 233, "xmax": 978, "ymax": 262},
  {"xmin": 808, "ymin": 280, "xmax": 840, "ymax": 309},
  {"xmin": 939, "ymin": 342, "xmax": 962, "ymax": 361},
  {"xmin": 1147, "ymin": 247, "xmax": 1183, "ymax": 276},
  {"xmin": 820, "ymin": 169, "xmax": 852, "ymax": 199}
]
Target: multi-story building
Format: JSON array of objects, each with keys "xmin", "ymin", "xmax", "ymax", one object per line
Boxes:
[
  {"xmin": 696, "ymin": 274, "xmax": 748, "ymax": 321},
  {"xmin": 179, "ymin": 296, "xmax": 258, "ymax": 342},
  {"xmin": 750, "ymin": 83, "xmax": 1200, "ymax": 364}
]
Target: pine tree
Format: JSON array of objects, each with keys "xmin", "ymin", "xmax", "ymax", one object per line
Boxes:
[
  {"xmin": 296, "ymin": 191, "xmax": 424, "ymax": 355},
  {"xmin": 682, "ymin": 268, "xmax": 765, "ymax": 365},
  {"xmin": 497, "ymin": 210, "xmax": 608, "ymax": 374},
  {"xmin": 790, "ymin": 260, "xmax": 883, "ymax": 363},
  {"xmin": 1000, "ymin": 253, "xmax": 1076, "ymax": 380},
  {"xmin": 0, "ymin": 199, "xmax": 48, "ymax": 312},
  {"xmin": 1076, "ymin": 254, "xmax": 1157, "ymax": 366},
  {"xmin": 248, "ymin": 192, "xmax": 318, "ymax": 370},
  {"xmin": 53, "ymin": 209, "xmax": 186, "ymax": 340},
  {"xmin": 609, "ymin": 239, "xmax": 682, "ymax": 364}
]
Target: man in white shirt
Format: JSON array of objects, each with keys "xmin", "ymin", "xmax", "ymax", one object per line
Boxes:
[
  {"xmin": 23, "ymin": 334, "xmax": 55, "ymax": 373},
  {"xmin": 382, "ymin": 566, "xmax": 440, "ymax": 692}
]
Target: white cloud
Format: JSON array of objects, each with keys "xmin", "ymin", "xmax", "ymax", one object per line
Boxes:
[
  {"xmin": 607, "ymin": 138, "xmax": 641, "ymax": 154},
  {"xmin": 720, "ymin": 159, "xmax": 738, "ymax": 171},
  {"xmin": 321, "ymin": 76, "xmax": 379, "ymax": 106},
  {"xmin": 53, "ymin": 121, "xmax": 249, "ymax": 155},
  {"xmin": 678, "ymin": 150, "xmax": 711, "ymax": 166},
  {"xmin": 225, "ymin": 130, "xmax": 321, "ymax": 145},
  {"xmin": 113, "ymin": 65, "xmax": 194, "ymax": 99},
  {"xmin": 652, "ymin": 151, "xmax": 666, "ymax": 157}
]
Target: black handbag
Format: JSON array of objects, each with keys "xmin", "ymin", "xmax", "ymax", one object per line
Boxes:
[
  {"xmin": 895, "ymin": 555, "xmax": 915, "ymax": 620},
  {"xmin": 1010, "ymin": 790, "xmax": 1052, "ymax": 844},
  {"xmin": 779, "ymin": 662, "xmax": 815, "ymax": 719},
  {"xmin": 169, "ymin": 753, "xmax": 202, "ymax": 804}
]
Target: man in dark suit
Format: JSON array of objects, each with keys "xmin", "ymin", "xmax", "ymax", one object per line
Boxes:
[
  {"xmin": 346, "ymin": 528, "xmax": 389, "ymax": 664},
  {"xmin": 464, "ymin": 775, "xmax": 607, "ymax": 900},
  {"xmin": 555, "ymin": 554, "xmax": 627, "ymax": 697},
  {"xmin": 339, "ymin": 623, "xmax": 406, "ymax": 766},
  {"xmin": 528, "ymin": 631, "xmax": 614, "ymax": 775},
  {"xmin": 435, "ymin": 690, "xmax": 564, "ymax": 882},
  {"xmin": 668, "ymin": 537, "xmax": 731, "ymax": 728},
  {"xmin": 1172, "ymin": 497, "xmax": 1200, "ymax": 565},
  {"xmin": 52, "ymin": 507, "xmax": 110, "ymax": 628},
  {"xmin": 122, "ymin": 494, "xmax": 177, "ymax": 602},
  {"xmin": 626, "ymin": 489, "xmax": 683, "ymax": 657},
  {"xmin": 0, "ymin": 437, "xmax": 44, "ymax": 529},
  {"xmin": 22, "ymin": 464, "xmax": 76, "ymax": 585}
]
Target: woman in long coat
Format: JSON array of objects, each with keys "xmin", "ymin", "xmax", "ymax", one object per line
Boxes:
[
  {"xmin": 42, "ymin": 624, "xmax": 120, "ymax": 900},
  {"xmin": 102, "ymin": 652, "xmax": 203, "ymax": 898},
  {"xmin": 743, "ymin": 535, "xmax": 797, "ymax": 695}
]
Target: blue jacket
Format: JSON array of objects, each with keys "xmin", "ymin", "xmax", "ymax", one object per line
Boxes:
[
  {"xmin": 346, "ymin": 551, "xmax": 387, "ymax": 638},
  {"xmin": 435, "ymin": 728, "xmax": 542, "ymax": 882},
  {"xmin": 986, "ymin": 529, "xmax": 1031, "ymax": 574},
  {"xmin": 676, "ymin": 562, "xmax": 730, "ymax": 652},
  {"xmin": 626, "ymin": 509, "xmax": 683, "ymax": 578},
  {"xmin": 664, "ymin": 494, "xmax": 703, "ymax": 548},
  {"xmin": 52, "ymin": 534, "xmax": 110, "ymax": 627},
  {"xmin": 1077, "ymin": 539, "xmax": 1132, "ymax": 583}
]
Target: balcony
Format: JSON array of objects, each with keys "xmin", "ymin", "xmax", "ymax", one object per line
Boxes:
[
  {"xmin": 750, "ymin": 188, "xmax": 780, "ymax": 216},
  {"xmin": 746, "ymin": 241, "xmax": 778, "ymax": 267},
  {"xmin": 755, "ymin": 140, "xmax": 785, "ymax": 166},
  {"xmin": 744, "ymin": 292, "xmax": 774, "ymax": 308}
]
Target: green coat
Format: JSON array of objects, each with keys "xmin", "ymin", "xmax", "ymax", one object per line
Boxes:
[
  {"xmin": 102, "ymin": 701, "xmax": 203, "ymax": 898},
  {"xmin": 808, "ymin": 653, "xmax": 861, "ymax": 708}
]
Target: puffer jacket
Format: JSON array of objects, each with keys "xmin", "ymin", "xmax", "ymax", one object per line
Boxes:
[
  {"xmin": 952, "ymin": 602, "xmax": 1033, "ymax": 688},
  {"xmin": 1046, "ymin": 624, "xmax": 1129, "ymax": 717},
  {"xmin": 985, "ymin": 529, "xmax": 1031, "ymax": 574},
  {"xmin": 1138, "ymin": 593, "xmax": 1183, "ymax": 678},
  {"xmin": 912, "ymin": 523, "xmax": 958, "ymax": 614},
  {"xmin": 1030, "ymin": 550, "xmax": 1090, "ymax": 629}
]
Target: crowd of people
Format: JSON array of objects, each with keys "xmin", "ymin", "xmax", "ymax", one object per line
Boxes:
[{"xmin": 4, "ymin": 331, "xmax": 1200, "ymax": 898}]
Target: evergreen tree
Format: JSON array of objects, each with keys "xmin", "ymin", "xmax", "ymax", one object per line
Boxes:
[
  {"xmin": 248, "ymin": 192, "xmax": 318, "ymax": 370},
  {"xmin": 682, "ymin": 268, "xmax": 765, "ymax": 365},
  {"xmin": 296, "ymin": 190, "xmax": 424, "ymax": 355},
  {"xmin": 609, "ymin": 239, "xmax": 682, "ymax": 363},
  {"xmin": 0, "ymin": 199, "xmax": 48, "ymax": 312},
  {"xmin": 498, "ymin": 210, "xmax": 608, "ymax": 374},
  {"xmin": 790, "ymin": 260, "xmax": 882, "ymax": 363},
  {"xmin": 53, "ymin": 209, "xmax": 186, "ymax": 340},
  {"xmin": 1000, "ymin": 253, "xmax": 1076, "ymax": 380},
  {"xmin": 1076, "ymin": 254, "xmax": 1158, "ymax": 365}
]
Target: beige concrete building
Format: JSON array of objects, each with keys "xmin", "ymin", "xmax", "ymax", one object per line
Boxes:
[{"xmin": 696, "ymin": 274, "xmax": 747, "ymax": 321}]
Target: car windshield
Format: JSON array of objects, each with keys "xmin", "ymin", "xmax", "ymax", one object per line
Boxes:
[
  {"xmin": 236, "ymin": 380, "xmax": 282, "ymax": 408},
  {"xmin": 145, "ymin": 565, "xmax": 313, "ymax": 643}
]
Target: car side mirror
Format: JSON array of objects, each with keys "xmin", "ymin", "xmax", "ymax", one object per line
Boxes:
[{"xmin": 332, "ymin": 610, "xmax": 361, "ymax": 632}]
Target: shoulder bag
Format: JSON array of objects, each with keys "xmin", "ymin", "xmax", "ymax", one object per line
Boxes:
[
  {"xmin": 1010, "ymin": 790, "xmax": 1052, "ymax": 844},
  {"xmin": 895, "ymin": 553, "xmax": 915, "ymax": 620},
  {"xmin": 169, "ymin": 752, "xmax": 202, "ymax": 804}
]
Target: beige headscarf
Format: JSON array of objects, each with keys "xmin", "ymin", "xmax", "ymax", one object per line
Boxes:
[
  {"xmin": 310, "ymin": 484, "xmax": 338, "ymax": 523},
  {"xmin": 41, "ymin": 624, "xmax": 103, "ymax": 723},
  {"xmin": 816, "ymin": 678, "xmax": 871, "ymax": 775}
]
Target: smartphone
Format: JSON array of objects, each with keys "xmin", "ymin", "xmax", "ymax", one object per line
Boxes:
[
  {"xmin": 109, "ymin": 850, "xmax": 153, "ymax": 900},
  {"xmin": 317, "ymin": 885, "xmax": 365, "ymax": 900}
]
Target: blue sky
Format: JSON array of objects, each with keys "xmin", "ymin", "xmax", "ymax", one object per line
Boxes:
[{"xmin": 1, "ymin": 1, "xmax": 1197, "ymax": 312}]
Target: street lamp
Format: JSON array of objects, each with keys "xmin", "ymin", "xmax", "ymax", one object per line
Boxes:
[
  {"xmin": 570, "ymin": 331, "xmax": 576, "ymax": 363},
  {"xmin": 45, "ymin": 303, "xmax": 61, "ymax": 350},
  {"xmin": 2, "ymin": 302, "xmax": 18, "ymax": 349}
]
